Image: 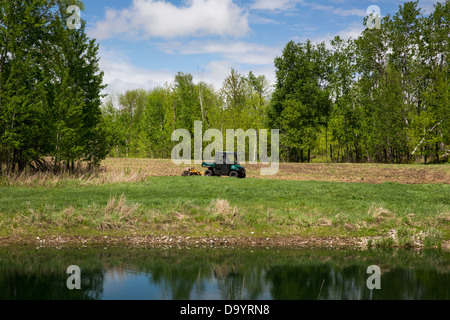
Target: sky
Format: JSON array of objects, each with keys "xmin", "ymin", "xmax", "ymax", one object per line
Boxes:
[{"xmin": 80, "ymin": 0, "xmax": 442, "ymax": 95}]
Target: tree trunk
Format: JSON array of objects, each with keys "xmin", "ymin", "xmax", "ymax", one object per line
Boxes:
[
  {"xmin": 435, "ymin": 142, "xmax": 439, "ymax": 163},
  {"xmin": 344, "ymin": 115, "xmax": 349, "ymax": 162},
  {"xmin": 173, "ymin": 100, "xmax": 177, "ymax": 130},
  {"xmin": 253, "ymin": 138, "xmax": 257, "ymax": 162},
  {"xmin": 330, "ymin": 144, "xmax": 333, "ymax": 162},
  {"xmin": 198, "ymin": 83, "xmax": 205, "ymax": 122},
  {"xmin": 421, "ymin": 146, "xmax": 424, "ymax": 163},
  {"xmin": 364, "ymin": 140, "xmax": 370, "ymax": 163},
  {"xmin": 325, "ymin": 126, "xmax": 328, "ymax": 162}
]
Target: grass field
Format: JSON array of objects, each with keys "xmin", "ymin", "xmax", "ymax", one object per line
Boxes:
[{"xmin": 0, "ymin": 159, "xmax": 448, "ymax": 248}]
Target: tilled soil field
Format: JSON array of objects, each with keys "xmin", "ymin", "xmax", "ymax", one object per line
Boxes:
[{"xmin": 101, "ymin": 158, "xmax": 449, "ymax": 184}]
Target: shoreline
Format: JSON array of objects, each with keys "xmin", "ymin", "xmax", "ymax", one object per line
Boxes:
[{"xmin": 1, "ymin": 235, "xmax": 449, "ymax": 250}]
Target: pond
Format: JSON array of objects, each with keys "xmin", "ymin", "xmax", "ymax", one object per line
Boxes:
[{"xmin": 0, "ymin": 246, "xmax": 448, "ymax": 300}]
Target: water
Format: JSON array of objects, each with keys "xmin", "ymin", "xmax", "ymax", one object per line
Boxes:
[{"xmin": 0, "ymin": 246, "xmax": 448, "ymax": 300}]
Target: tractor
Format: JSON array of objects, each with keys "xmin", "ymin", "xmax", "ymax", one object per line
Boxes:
[{"xmin": 202, "ymin": 152, "xmax": 246, "ymax": 178}]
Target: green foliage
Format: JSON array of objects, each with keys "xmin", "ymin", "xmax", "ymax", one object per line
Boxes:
[
  {"xmin": 268, "ymin": 40, "xmax": 331, "ymax": 162},
  {"xmin": 374, "ymin": 237, "xmax": 395, "ymax": 248},
  {"xmin": 423, "ymin": 227, "xmax": 443, "ymax": 249},
  {"xmin": 0, "ymin": 0, "xmax": 105, "ymax": 173},
  {"xmin": 101, "ymin": 68, "xmax": 271, "ymax": 161},
  {"xmin": 268, "ymin": 1, "xmax": 449, "ymax": 164}
]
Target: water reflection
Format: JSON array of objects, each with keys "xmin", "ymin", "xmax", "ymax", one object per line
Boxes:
[{"xmin": 0, "ymin": 246, "xmax": 448, "ymax": 300}]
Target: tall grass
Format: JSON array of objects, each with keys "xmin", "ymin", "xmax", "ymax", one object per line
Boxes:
[{"xmin": 0, "ymin": 168, "xmax": 150, "ymax": 187}]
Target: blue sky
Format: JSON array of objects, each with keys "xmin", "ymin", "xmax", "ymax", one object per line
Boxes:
[{"xmin": 80, "ymin": 0, "xmax": 441, "ymax": 95}]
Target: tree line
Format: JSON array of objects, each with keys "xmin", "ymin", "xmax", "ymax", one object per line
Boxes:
[
  {"xmin": 103, "ymin": 1, "xmax": 448, "ymax": 165},
  {"xmin": 269, "ymin": 0, "xmax": 449, "ymax": 164},
  {"xmin": 101, "ymin": 69, "xmax": 270, "ymax": 160},
  {"xmin": 0, "ymin": 0, "xmax": 106, "ymax": 174},
  {"xmin": 1, "ymin": 1, "xmax": 448, "ymax": 175}
]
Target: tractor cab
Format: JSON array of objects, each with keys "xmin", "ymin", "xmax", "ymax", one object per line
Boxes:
[{"xmin": 202, "ymin": 152, "xmax": 246, "ymax": 178}]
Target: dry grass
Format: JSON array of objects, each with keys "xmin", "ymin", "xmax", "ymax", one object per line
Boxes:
[
  {"xmin": 100, "ymin": 194, "xmax": 139, "ymax": 230},
  {"xmin": 2, "ymin": 158, "xmax": 448, "ymax": 187},
  {"xmin": 210, "ymin": 198, "xmax": 238, "ymax": 224},
  {"xmin": 1, "ymin": 168, "xmax": 149, "ymax": 187},
  {"xmin": 369, "ymin": 205, "xmax": 395, "ymax": 223},
  {"xmin": 317, "ymin": 218, "xmax": 333, "ymax": 227}
]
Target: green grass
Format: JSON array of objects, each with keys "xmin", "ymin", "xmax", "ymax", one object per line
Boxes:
[{"xmin": 0, "ymin": 176, "xmax": 448, "ymax": 245}]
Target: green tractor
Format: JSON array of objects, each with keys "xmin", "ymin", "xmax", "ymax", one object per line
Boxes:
[{"xmin": 202, "ymin": 152, "xmax": 246, "ymax": 178}]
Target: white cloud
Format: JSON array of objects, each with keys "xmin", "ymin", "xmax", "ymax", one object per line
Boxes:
[
  {"xmin": 99, "ymin": 46, "xmax": 277, "ymax": 96},
  {"xmin": 418, "ymin": 0, "xmax": 442, "ymax": 14},
  {"xmin": 303, "ymin": 23, "xmax": 365, "ymax": 47},
  {"xmin": 197, "ymin": 60, "xmax": 234, "ymax": 89},
  {"xmin": 98, "ymin": 48, "xmax": 276, "ymax": 96},
  {"xmin": 90, "ymin": 0, "xmax": 250, "ymax": 40},
  {"xmin": 158, "ymin": 40, "xmax": 281, "ymax": 65},
  {"xmin": 194, "ymin": 60, "xmax": 276, "ymax": 91},
  {"xmin": 302, "ymin": 2, "xmax": 367, "ymax": 17},
  {"xmin": 250, "ymin": 15, "xmax": 282, "ymax": 25},
  {"xmin": 251, "ymin": 0, "xmax": 303, "ymax": 11},
  {"xmin": 99, "ymin": 49, "xmax": 174, "ymax": 95},
  {"xmin": 251, "ymin": 0, "xmax": 366, "ymax": 17},
  {"xmin": 333, "ymin": 8, "xmax": 367, "ymax": 17}
]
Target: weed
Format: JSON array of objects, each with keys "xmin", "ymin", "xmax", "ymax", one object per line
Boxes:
[
  {"xmin": 209, "ymin": 199, "xmax": 238, "ymax": 225},
  {"xmin": 423, "ymin": 227, "xmax": 443, "ymax": 249},
  {"xmin": 396, "ymin": 227, "xmax": 415, "ymax": 247},
  {"xmin": 101, "ymin": 194, "xmax": 139, "ymax": 230},
  {"xmin": 374, "ymin": 237, "xmax": 395, "ymax": 248},
  {"xmin": 369, "ymin": 205, "xmax": 394, "ymax": 223}
]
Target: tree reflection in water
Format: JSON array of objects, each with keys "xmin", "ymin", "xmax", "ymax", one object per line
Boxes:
[{"xmin": 0, "ymin": 247, "xmax": 448, "ymax": 300}]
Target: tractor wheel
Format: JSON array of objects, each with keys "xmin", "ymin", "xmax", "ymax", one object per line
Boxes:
[
  {"xmin": 229, "ymin": 171, "xmax": 239, "ymax": 178},
  {"xmin": 204, "ymin": 170, "xmax": 213, "ymax": 177},
  {"xmin": 239, "ymin": 172, "xmax": 246, "ymax": 178}
]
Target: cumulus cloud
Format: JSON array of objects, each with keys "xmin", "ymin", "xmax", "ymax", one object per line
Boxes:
[
  {"xmin": 90, "ymin": 0, "xmax": 250, "ymax": 40},
  {"xmin": 99, "ymin": 48, "xmax": 276, "ymax": 95},
  {"xmin": 99, "ymin": 49, "xmax": 174, "ymax": 95},
  {"xmin": 158, "ymin": 40, "xmax": 281, "ymax": 65},
  {"xmin": 194, "ymin": 60, "xmax": 276, "ymax": 90},
  {"xmin": 298, "ymin": 23, "xmax": 365, "ymax": 48}
]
